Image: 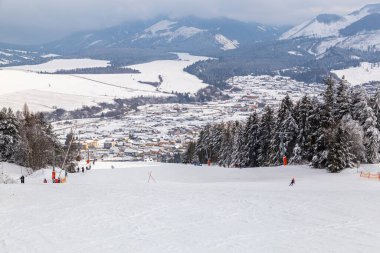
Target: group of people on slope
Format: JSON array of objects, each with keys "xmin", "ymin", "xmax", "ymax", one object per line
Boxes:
[{"xmin": 75, "ymin": 165, "xmax": 91, "ymax": 173}]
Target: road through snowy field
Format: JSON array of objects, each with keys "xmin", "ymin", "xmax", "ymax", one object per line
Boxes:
[{"xmin": 1, "ymin": 163, "xmax": 380, "ymax": 253}]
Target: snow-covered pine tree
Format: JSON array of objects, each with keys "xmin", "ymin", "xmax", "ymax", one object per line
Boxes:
[
  {"xmin": 281, "ymin": 109, "xmax": 298, "ymax": 160},
  {"xmin": 0, "ymin": 108, "xmax": 20, "ymax": 162},
  {"xmin": 312, "ymin": 77, "xmax": 335, "ymax": 169},
  {"xmin": 294, "ymin": 95, "xmax": 313, "ymax": 161},
  {"xmin": 231, "ymin": 123, "xmax": 245, "ymax": 168},
  {"xmin": 270, "ymin": 95, "xmax": 298, "ymax": 165},
  {"xmin": 242, "ymin": 112, "xmax": 260, "ymax": 167},
  {"xmin": 229, "ymin": 122, "xmax": 241, "ymax": 166},
  {"xmin": 322, "ymin": 76, "xmax": 335, "ymax": 129},
  {"xmin": 15, "ymin": 109, "xmax": 61, "ymax": 171},
  {"xmin": 195, "ymin": 129, "xmax": 205, "ymax": 163},
  {"xmin": 326, "ymin": 124, "xmax": 351, "ymax": 173},
  {"xmin": 257, "ymin": 106, "xmax": 274, "ymax": 166},
  {"xmin": 210, "ymin": 123, "xmax": 224, "ymax": 163},
  {"xmin": 363, "ymin": 114, "xmax": 380, "ymax": 163},
  {"xmin": 204, "ymin": 124, "xmax": 214, "ymax": 162},
  {"xmin": 219, "ymin": 122, "xmax": 234, "ymax": 167},
  {"xmin": 370, "ymin": 89, "xmax": 380, "ymax": 131},
  {"xmin": 192, "ymin": 149, "xmax": 200, "ymax": 165},
  {"xmin": 240, "ymin": 116, "xmax": 252, "ymax": 167},
  {"xmin": 341, "ymin": 115, "xmax": 364, "ymax": 165},
  {"xmin": 305, "ymin": 97, "xmax": 321, "ymax": 161},
  {"xmin": 293, "ymin": 99, "xmax": 301, "ymax": 131},
  {"xmin": 352, "ymin": 87, "xmax": 371, "ymax": 125},
  {"xmin": 290, "ymin": 144, "xmax": 302, "ymax": 165},
  {"xmin": 14, "ymin": 112, "xmax": 28, "ymax": 167},
  {"xmin": 351, "ymin": 87, "xmax": 380, "ymax": 163},
  {"xmin": 183, "ymin": 141, "xmax": 197, "ymax": 164},
  {"xmin": 335, "ymin": 78, "xmax": 351, "ymax": 121},
  {"xmin": 196, "ymin": 125, "xmax": 210, "ymax": 164}
]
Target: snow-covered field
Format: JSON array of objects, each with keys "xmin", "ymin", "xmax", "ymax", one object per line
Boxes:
[
  {"xmin": 0, "ymin": 53, "xmax": 208, "ymax": 112},
  {"xmin": 7, "ymin": 58, "xmax": 110, "ymax": 73},
  {"xmin": 333, "ymin": 62, "xmax": 380, "ymax": 85},
  {"xmin": 1, "ymin": 162, "xmax": 380, "ymax": 252},
  {"xmin": 128, "ymin": 53, "xmax": 209, "ymax": 93}
]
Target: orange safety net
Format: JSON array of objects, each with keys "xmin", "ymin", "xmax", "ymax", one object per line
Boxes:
[{"xmin": 360, "ymin": 171, "xmax": 380, "ymax": 180}]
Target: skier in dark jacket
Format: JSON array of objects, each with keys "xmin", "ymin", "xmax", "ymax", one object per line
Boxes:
[
  {"xmin": 20, "ymin": 175, "xmax": 25, "ymax": 184},
  {"xmin": 289, "ymin": 177, "xmax": 295, "ymax": 186},
  {"xmin": 81, "ymin": 167, "xmax": 85, "ymax": 173}
]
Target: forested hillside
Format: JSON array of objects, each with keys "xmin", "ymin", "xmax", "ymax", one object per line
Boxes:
[
  {"xmin": 185, "ymin": 77, "xmax": 380, "ymax": 172},
  {"xmin": 0, "ymin": 105, "xmax": 77, "ymax": 172}
]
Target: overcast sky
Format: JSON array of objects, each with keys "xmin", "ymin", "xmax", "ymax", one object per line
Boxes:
[{"xmin": 0, "ymin": 0, "xmax": 378, "ymax": 44}]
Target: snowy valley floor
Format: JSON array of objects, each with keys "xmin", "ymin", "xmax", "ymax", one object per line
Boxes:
[{"xmin": 1, "ymin": 162, "xmax": 380, "ymax": 253}]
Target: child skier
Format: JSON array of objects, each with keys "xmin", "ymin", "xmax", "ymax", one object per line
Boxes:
[{"xmin": 289, "ymin": 177, "xmax": 295, "ymax": 186}]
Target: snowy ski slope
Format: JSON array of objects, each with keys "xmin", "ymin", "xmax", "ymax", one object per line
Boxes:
[{"xmin": 1, "ymin": 162, "xmax": 380, "ymax": 253}]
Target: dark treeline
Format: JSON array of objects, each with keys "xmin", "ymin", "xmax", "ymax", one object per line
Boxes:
[
  {"xmin": 46, "ymin": 86, "xmax": 229, "ymax": 121},
  {"xmin": 49, "ymin": 66, "xmax": 140, "ymax": 75},
  {"xmin": 184, "ymin": 77, "xmax": 380, "ymax": 173},
  {"xmin": 0, "ymin": 104, "xmax": 77, "ymax": 172}
]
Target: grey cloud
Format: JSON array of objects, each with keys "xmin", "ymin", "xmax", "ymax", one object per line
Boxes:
[{"xmin": 0, "ymin": 0, "xmax": 378, "ymax": 44}]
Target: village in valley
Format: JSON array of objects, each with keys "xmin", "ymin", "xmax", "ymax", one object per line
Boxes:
[{"xmin": 53, "ymin": 75, "xmax": 326, "ymax": 163}]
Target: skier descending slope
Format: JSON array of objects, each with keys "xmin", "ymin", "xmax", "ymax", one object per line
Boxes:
[{"xmin": 289, "ymin": 177, "xmax": 295, "ymax": 186}]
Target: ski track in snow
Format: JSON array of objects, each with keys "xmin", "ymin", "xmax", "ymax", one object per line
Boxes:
[{"xmin": 1, "ymin": 163, "xmax": 380, "ymax": 252}]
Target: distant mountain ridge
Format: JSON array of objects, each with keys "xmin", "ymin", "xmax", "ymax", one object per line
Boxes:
[
  {"xmin": 280, "ymin": 3, "xmax": 380, "ymax": 54},
  {"xmin": 2, "ymin": 4, "xmax": 380, "ymax": 87},
  {"xmin": 41, "ymin": 16, "xmax": 287, "ymax": 56}
]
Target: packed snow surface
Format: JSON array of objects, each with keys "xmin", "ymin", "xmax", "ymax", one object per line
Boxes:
[
  {"xmin": 0, "ymin": 53, "xmax": 208, "ymax": 112},
  {"xmin": 1, "ymin": 162, "xmax": 380, "ymax": 252},
  {"xmin": 332, "ymin": 62, "xmax": 380, "ymax": 85}
]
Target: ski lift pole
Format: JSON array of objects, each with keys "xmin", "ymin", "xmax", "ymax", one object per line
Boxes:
[
  {"xmin": 0, "ymin": 137, "xmax": 4, "ymax": 180},
  {"xmin": 87, "ymin": 148, "xmax": 90, "ymax": 165},
  {"xmin": 59, "ymin": 128, "xmax": 76, "ymax": 178},
  {"xmin": 0, "ymin": 153, "xmax": 3, "ymax": 182},
  {"xmin": 205, "ymin": 147, "xmax": 211, "ymax": 166},
  {"xmin": 276, "ymin": 132, "xmax": 292, "ymax": 166}
]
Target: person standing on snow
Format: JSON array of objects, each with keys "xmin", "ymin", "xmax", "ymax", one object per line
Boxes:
[
  {"xmin": 20, "ymin": 175, "xmax": 25, "ymax": 184},
  {"xmin": 289, "ymin": 177, "xmax": 295, "ymax": 186}
]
